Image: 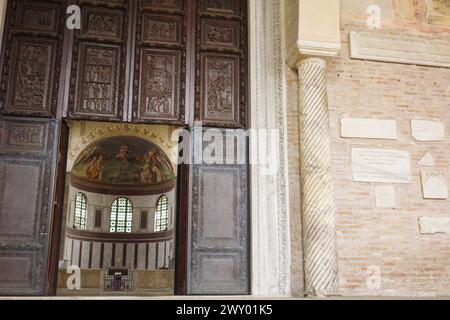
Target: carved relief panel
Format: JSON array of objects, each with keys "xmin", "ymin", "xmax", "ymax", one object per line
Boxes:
[
  {"xmin": 195, "ymin": 0, "xmax": 247, "ymax": 128},
  {"xmin": 0, "ymin": 117, "xmax": 59, "ymax": 295},
  {"xmin": 0, "ymin": 0, "xmax": 65, "ymax": 117},
  {"xmin": 132, "ymin": 0, "xmax": 186, "ymax": 124},
  {"xmin": 68, "ymin": 2, "xmax": 129, "ymax": 121}
]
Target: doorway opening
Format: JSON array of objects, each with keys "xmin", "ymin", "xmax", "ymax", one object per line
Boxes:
[{"xmin": 55, "ymin": 120, "xmax": 182, "ymax": 297}]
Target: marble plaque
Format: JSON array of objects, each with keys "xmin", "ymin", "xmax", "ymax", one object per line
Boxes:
[
  {"xmin": 352, "ymin": 148, "xmax": 412, "ymax": 184},
  {"xmin": 350, "ymin": 31, "xmax": 450, "ymax": 68},
  {"xmin": 374, "ymin": 186, "xmax": 396, "ymax": 209},
  {"xmin": 340, "ymin": 118, "xmax": 397, "ymax": 140},
  {"xmin": 418, "ymin": 152, "xmax": 436, "ymax": 167},
  {"xmin": 419, "ymin": 217, "xmax": 450, "ymax": 234},
  {"xmin": 411, "ymin": 120, "xmax": 445, "ymax": 142},
  {"xmin": 420, "ymin": 168, "xmax": 448, "ymax": 199}
]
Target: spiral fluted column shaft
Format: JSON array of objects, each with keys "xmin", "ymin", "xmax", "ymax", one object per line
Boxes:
[{"xmin": 297, "ymin": 57, "xmax": 338, "ymax": 296}]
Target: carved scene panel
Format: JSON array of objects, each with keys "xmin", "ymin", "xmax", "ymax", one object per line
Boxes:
[
  {"xmin": 81, "ymin": 7, "xmax": 123, "ymax": 40},
  {"xmin": 16, "ymin": 1, "xmax": 61, "ymax": 34},
  {"xmin": 142, "ymin": 14, "xmax": 182, "ymax": 45},
  {"xmin": 200, "ymin": 53, "xmax": 240, "ymax": 126},
  {"xmin": 3, "ymin": 38, "xmax": 56, "ymax": 116},
  {"xmin": 138, "ymin": 49, "xmax": 180, "ymax": 121},
  {"xmin": 201, "ymin": 18, "xmax": 240, "ymax": 51},
  {"xmin": 73, "ymin": 43, "xmax": 121, "ymax": 119}
]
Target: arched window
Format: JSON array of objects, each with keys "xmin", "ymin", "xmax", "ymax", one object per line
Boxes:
[
  {"xmin": 155, "ymin": 195, "xmax": 169, "ymax": 232},
  {"xmin": 110, "ymin": 197, "xmax": 133, "ymax": 233},
  {"xmin": 74, "ymin": 193, "xmax": 87, "ymax": 230}
]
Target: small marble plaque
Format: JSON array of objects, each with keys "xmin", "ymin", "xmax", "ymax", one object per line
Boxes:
[
  {"xmin": 420, "ymin": 168, "xmax": 448, "ymax": 199},
  {"xmin": 418, "ymin": 152, "xmax": 436, "ymax": 167},
  {"xmin": 352, "ymin": 148, "xmax": 412, "ymax": 184},
  {"xmin": 419, "ymin": 217, "xmax": 450, "ymax": 234},
  {"xmin": 411, "ymin": 120, "xmax": 445, "ymax": 142},
  {"xmin": 374, "ymin": 186, "xmax": 396, "ymax": 209},
  {"xmin": 340, "ymin": 118, "xmax": 397, "ymax": 140}
]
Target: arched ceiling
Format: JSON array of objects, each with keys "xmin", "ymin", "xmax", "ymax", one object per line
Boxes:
[{"xmin": 70, "ymin": 136, "xmax": 176, "ymax": 195}]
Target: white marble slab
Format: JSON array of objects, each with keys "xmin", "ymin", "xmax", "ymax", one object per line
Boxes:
[
  {"xmin": 352, "ymin": 147, "xmax": 412, "ymax": 183},
  {"xmin": 420, "ymin": 168, "xmax": 448, "ymax": 199},
  {"xmin": 340, "ymin": 118, "xmax": 397, "ymax": 140},
  {"xmin": 419, "ymin": 217, "xmax": 450, "ymax": 234},
  {"xmin": 411, "ymin": 120, "xmax": 445, "ymax": 142}
]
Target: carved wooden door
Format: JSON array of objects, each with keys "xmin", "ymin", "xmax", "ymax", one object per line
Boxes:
[
  {"xmin": 0, "ymin": 117, "xmax": 60, "ymax": 295},
  {"xmin": 188, "ymin": 127, "xmax": 250, "ymax": 294},
  {"xmin": 0, "ymin": 0, "xmax": 66, "ymax": 118},
  {"xmin": 131, "ymin": 0, "xmax": 188, "ymax": 124},
  {"xmin": 67, "ymin": 0, "xmax": 131, "ymax": 121},
  {"xmin": 187, "ymin": 0, "xmax": 249, "ymax": 295},
  {"xmin": 194, "ymin": 0, "xmax": 247, "ymax": 128}
]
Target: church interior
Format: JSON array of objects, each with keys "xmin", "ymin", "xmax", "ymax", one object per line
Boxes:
[{"xmin": 56, "ymin": 121, "xmax": 179, "ymax": 296}]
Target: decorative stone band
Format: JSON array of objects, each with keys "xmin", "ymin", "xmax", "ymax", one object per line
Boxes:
[
  {"xmin": 297, "ymin": 57, "xmax": 338, "ymax": 296},
  {"xmin": 66, "ymin": 227, "xmax": 173, "ymax": 243}
]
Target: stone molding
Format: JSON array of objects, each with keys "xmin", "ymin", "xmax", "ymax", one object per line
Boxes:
[
  {"xmin": 249, "ymin": 0, "xmax": 291, "ymax": 296},
  {"xmin": 350, "ymin": 31, "xmax": 450, "ymax": 68}
]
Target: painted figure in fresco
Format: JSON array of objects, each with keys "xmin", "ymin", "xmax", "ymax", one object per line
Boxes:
[
  {"xmin": 141, "ymin": 149, "xmax": 161, "ymax": 183},
  {"xmin": 115, "ymin": 145, "xmax": 134, "ymax": 182},
  {"xmin": 86, "ymin": 155, "xmax": 104, "ymax": 180},
  {"xmin": 72, "ymin": 137, "xmax": 175, "ymax": 186}
]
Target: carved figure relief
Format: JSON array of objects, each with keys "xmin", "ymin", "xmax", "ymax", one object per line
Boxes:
[
  {"xmin": 17, "ymin": 3, "xmax": 59, "ymax": 33},
  {"xmin": 88, "ymin": 15, "xmax": 116, "ymax": 35},
  {"xmin": 8, "ymin": 125, "xmax": 44, "ymax": 147},
  {"xmin": 204, "ymin": 57, "xmax": 236, "ymax": 119},
  {"xmin": 23, "ymin": 10, "xmax": 52, "ymax": 28},
  {"xmin": 78, "ymin": 46, "xmax": 118, "ymax": 114},
  {"xmin": 12, "ymin": 43, "xmax": 50, "ymax": 110},
  {"xmin": 208, "ymin": 26, "xmax": 232, "ymax": 43},
  {"xmin": 140, "ymin": 50, "xmax": 179, "ymax": 118},
  {"xmin": 143, "ymin": 15, "xmax": 180, "ymax": 43}
]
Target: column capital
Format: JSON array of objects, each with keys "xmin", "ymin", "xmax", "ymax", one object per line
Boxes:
[
  {"xmin": 294, "ymin": 55, "xmax": 328, "ymax": 71},
  {"xmin": 288, "ymin": 41, "xmax": 341, "ymax": 70},
  {"xmin": 284, "ymin": 0, "xmax": 341, "ymax": 69}
]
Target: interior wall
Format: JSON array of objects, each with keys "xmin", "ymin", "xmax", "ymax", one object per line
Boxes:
[{"xmin": 327, "ymin": 0, "xmax": 450, "ymax": 296}]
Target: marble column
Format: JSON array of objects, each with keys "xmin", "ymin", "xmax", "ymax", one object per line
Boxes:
[{"xmin": 296, "ymin": 57, "xmax": 338, "ymax": 296}]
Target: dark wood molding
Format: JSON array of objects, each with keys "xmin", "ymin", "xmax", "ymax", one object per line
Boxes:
[
  {"xmin": 45, "ymin": 120, "xmax": 69, "ymax": 296},
  {"xmin": 174, "ymin": 125, "xmax": 192, "ymax": 295},
  {"xmin": 65, "ymin": 227, "xmax": 173, "ymax": 243}
]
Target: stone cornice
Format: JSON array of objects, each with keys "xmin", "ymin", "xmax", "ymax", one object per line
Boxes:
[
  {"xmin": 286, "ymin": 40, "xmax": 341, "ymax": 68},
  {"xmin": 350, "ymin": 31, "xmax": 450, "ymax": 68}
]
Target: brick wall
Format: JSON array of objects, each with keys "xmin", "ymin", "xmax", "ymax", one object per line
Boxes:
[{"xmin": 324, "ymin": 0, "xmax": 450, "ymax": 296}]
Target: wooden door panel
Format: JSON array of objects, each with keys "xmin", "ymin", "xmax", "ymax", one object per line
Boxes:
[
  {"xmin": 67, "ymin": 1, "xmax": 130, "ymax": 121},
  {"xmin": 0, "ymin": 0, "xmax": 65, "ymax": 118},
  {"xmin": 195, "ymin": 0, "xmax": 247, "ymax": 128},
  {"xmin": 0, "ymin": 117, "xmax": 59, "ymax": 295},
  {"xmin": 188, "ymin": 128, "xmax": 249, "ymax": 295},
  {"xmin": 132, "ymin": 0, "xmax": 187, "ymax": 124}
]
